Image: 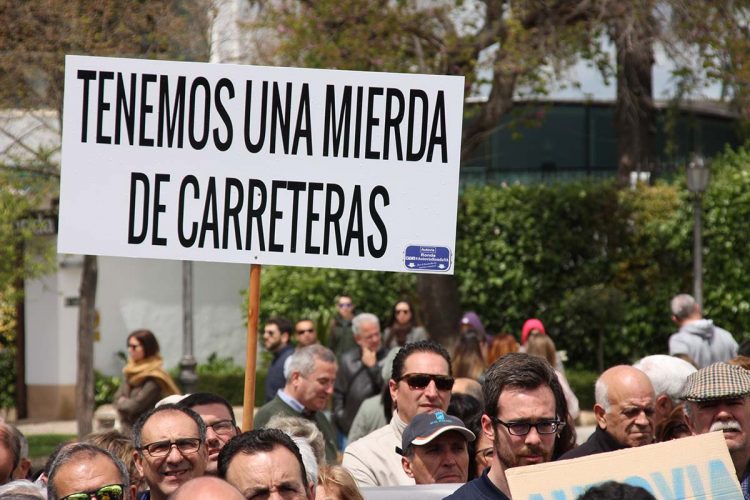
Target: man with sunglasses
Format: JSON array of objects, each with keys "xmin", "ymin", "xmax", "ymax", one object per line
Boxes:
[
  {"xmin": 558, "ymin": 365, "xmax": 655, "ymax": 460},
  {"xmin": 47, "ymin": 442, "xmax": 134, "ymax": 500},
  {"xmin": 328, "ymin": 294, "xmax": 357, "ymax": 358},
  {"xmin": 132, "ymin": 404, "xmax": 208, "ymax": 500},
  {"xmin": 343, "ymin": 340, "xmax": 454, "ymax": 487},
  {"xmin": 446, "ymin": 353, "xmax": 574, "ymax": 499},
  {"xmin": 176, "ymin": 393, "xmax": 240, "ymax": 475},
  {"xmin": 294, "ymin": 319, "xmax": 319, "ymax": 348}
]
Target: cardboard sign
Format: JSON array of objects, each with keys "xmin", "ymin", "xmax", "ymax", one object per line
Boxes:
[
  {"xmin": 506, "ymin": 432, "xmax": 743, "ymax": 499},
  {"xmin": 58, "ymin": 55, "xmax": 464, "ymax": 274}
]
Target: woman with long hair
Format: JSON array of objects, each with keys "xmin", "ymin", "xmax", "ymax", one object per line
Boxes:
[
  {"xmin": 113, "ymin": 329, "xmax": 180, "ymax": 432},
  {"xmin": 383, "ymin": 300, "xmax": 428, "ymax": 348},
  {"xmin": 525, "ymin": 332, "xmax": 579, "ymax": 421},
  {"xmin": 452, "ymin": 331, "xmax": 487, "ymax": 381}
]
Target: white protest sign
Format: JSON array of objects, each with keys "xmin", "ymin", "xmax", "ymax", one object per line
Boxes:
[
  {"xmin": 58, "ymin": 55, "xmax": 464, "ymax": 273},
  {"xmin": 506, "ymin": 432, "xmax": 743, "ymax": 499}
]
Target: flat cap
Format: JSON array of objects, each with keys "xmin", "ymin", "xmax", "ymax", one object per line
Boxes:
[{"xmin": 682, "ymin": 362, "xmax": 750, "ymax": 402}]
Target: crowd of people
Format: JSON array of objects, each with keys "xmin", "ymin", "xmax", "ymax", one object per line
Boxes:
[{"xmin": 1, "ymin": 292, "xmax": 749, "ymax": 499}]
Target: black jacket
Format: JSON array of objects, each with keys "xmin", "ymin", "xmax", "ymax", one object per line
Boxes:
[
  {"xmin": 332, "ymin": 346, "xmax": 387, "ymax": 435},
  {"xmin": 557, "ymin": 425, "xmax": 627, "ymax": 460}
]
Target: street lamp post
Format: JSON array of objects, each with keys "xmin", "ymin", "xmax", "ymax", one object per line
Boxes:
[
  {"xmin": 686, "ymin": 155, "xmax": 710, "ymax": 308},
  {"xmin": 179, "ymin": 260, "xmax": 198, "ymax": 393}
]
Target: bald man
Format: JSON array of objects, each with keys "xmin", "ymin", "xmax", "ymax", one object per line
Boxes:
[
  {"xmin": 170, "ymin": 476, "xmax": 244, "ymax": 499},
  {"xmin": 558, "ymin": 365, "xmax": 656, "ymax": 460}
]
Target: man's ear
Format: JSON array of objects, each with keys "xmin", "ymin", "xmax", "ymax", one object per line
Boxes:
[
  {"xmin": 684, "ymin": 404, "xmax": 697, "ymax": 434},
  {"xmin": 655, "ymin": 394, "xmax": 673, "ymax": 416},
  {"xmin": 133, "ymin": 450, "xmax": 144, "ymax": 476},
  {"xmin": 481, "ymin": 414, "xmax": 495, "ymax": 442},
  {"xmin": 389, "ymin": 379, "xmax": 398, "ymax": 405},
  {"xmin": 401, "ymin": 456, "xmax": 414, "ymax": 478},
  {"xmin": 594, "ymin": 404, "xmax": 607, "ymax": 429}
]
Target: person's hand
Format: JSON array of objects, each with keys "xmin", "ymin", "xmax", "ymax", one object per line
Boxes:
[{"xmin": 361, "ymin": 347, "xmax": 377, "ymax": 367}]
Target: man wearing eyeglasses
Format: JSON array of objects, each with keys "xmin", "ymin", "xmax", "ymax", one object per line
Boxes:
[
  {"xmin": 47, "ymin": 443, "xmax": 134, "ymax": 500},
  {"xmin": 132, "ymin": 404, "xmax": 208, "ymax": 500},
  {"xmin": 342, "ymin": 340, "xmax": 454, "ymax": 487},
  {"xmin": 328, "ymin": 294, "xmax": 357, "ymax": 357},
  {"xmin": 177, "ymin": 393, "xmax": 240, "ymax": 475},
  {"xmin": 558, "ymin": 365, "xmax": 655, "ymax": 460},
  {"xmin": 446, "ymin": 353, "xmax": 574, "ymax": 500},
  {"xmin": 254, "ymin": 345, "xmax": 339, "ymax": 463}
]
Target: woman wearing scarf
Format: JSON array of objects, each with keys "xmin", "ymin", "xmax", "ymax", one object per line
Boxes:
[{"xmin": 114, "ymin": 329, "xmax": 180, "ymax": 433}]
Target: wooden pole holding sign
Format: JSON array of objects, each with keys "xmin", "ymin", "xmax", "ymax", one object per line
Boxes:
[{"xmin": 242, "ymin": 264, "xmax": 262, "ymax": 431}]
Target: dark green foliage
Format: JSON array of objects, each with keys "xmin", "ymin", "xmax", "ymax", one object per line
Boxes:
[
  {"xmin": 94, "ymin": 371, "xmax": 121, "ymax": 408},
  {"xmin": 27, "ymin": 434, "xmax": 76, "ymax": 459},
  {"xmin": 193, "ymin": 353, "xmax": 248, "ymax": 406},
  {"xmin": 0, "ymin": 349, "xmax": 14, "ymax": 409},
  {"xmin": 566, "ymin": 369, "xmax": 598, "ymax": 411},
  {"xmin": 248, "ymin": 267, "xmax": 417, "ymax": 346},
  {"xmin": 254, "ymin": 144, "xmax": 750, "ymax": 371}
]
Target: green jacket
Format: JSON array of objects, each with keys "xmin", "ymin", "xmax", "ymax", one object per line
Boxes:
[{"xmin": 254, "ymin": 394, "xmax": 338, "ymax": 463}]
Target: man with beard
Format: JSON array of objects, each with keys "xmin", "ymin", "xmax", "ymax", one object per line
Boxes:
[
  {"xmin": 177, "ymin": 393, "xmax": 240, "ymax": 475},
  {"xmin": 445, "ymin": 353, "xmax": 574, "ymax": 499},
  {"xmin": 558, "ymin": 365, "xmax": 655, "ymax": 460},
  {"xmin": 683, "ymin": 362, "xmax": 750, "ymax": 495}
]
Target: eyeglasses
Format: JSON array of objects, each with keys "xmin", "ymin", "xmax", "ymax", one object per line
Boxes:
[
  {"xmin": 296, "ymin": 328, "xmax": 315, "ymax": 334},
  {"xmin": 207, "ymin": 420, "xmax": 236, "ymax": 436},
  {"xmin": 139, "ymin": 437, "xmax": 202, "ymax": 457},
  {"xmin": 399, "ymin": 373, "xmax": 455, "ymax": 391},
  {"xmin": 492, "ymin": 418, "xmax": 564, "ymax": 436},
  {"xmin": 127, "ymin": 343, "xmax": 141, "ymax": 350},
  {"xmin": 475, "ymin": 447, "xmax": 494, "ymax": 460},
  {"xmin": 61, "ymin": 484, "xmax": 125, "ymax": 500},
  {"xmin": 337, "ymin": 302, "xmax": 353, "ymax": 308}
]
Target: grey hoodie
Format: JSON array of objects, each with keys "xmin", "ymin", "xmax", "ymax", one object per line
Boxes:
[{"xmin": 669, "ymin": 319, "xmax": 738, "ymax": 368}]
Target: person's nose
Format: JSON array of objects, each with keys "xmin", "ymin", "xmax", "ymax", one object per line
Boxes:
[
  {"xmin": 165, "ymin": 444, "xmax": 184, "ymax": 464},
  {"xmin": 524, "ymin": 426, "xmax": 542, "ymax": 446},
  {"xmin": 424, "ymin": 380, "xmax": 439, "ymax": 399},
  {"xmin": 205, "ymin": 428, "xmax": 220, "ymax": 446},
  {"xmin": 634, "ymin": 410, "xmax": 651, "ymax": 427}
]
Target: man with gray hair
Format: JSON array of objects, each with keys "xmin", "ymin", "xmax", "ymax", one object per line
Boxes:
[
  {"xmin": 47, "ymin": 442, "xmax": 133, "ymax": 500},
  {"xmin": 633, "ymin": 354, "xmax": 697, "ymax": 429},
  {"xmin": 0, "ymin": 422, "xmax": 21, "ymax": 486},
  {"xmin": 333, "ymin": 312, "xmax": 387, "ymax": 442},
  {"xmin": 559, "ymin": 365, "xmax": 655, "ymax": 460},
  {"xmin": 254, "ymin": 344, "xmax": 339, "ymax": 463},
  {"xmin": 669, "ymin": 293, "xmax": 737, "ymax": 368}
]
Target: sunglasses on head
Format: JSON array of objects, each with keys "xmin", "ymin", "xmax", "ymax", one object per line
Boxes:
[
  {"xmin": 399, "ymin": 373, "xmax": 454, "ymax": 391},
  {"xmin": 61, "ymin": 484, "xmax": 125, "ymax": 500}
]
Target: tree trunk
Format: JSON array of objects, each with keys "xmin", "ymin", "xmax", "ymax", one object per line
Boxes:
[
  {"xmin": 612, "ymin": 3, "xmax": 656, "ymax": 187},
  {"xmin": 76, "ymin": 255, "xmax": 97, "ymax": 438},
  {"xmin": 416, "ymin": 274, "xmax": 461, "ymax": 350}
]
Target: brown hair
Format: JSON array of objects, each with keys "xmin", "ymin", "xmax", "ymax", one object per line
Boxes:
[
  {"xmin": 452, "ymin": 332, "xmax": 486, "ymax": 380},
  {"xmin": 486, "ymin": 333, "xmax": 519, "ymax": 365},
  {"xmin": 525, "ymin": 332, "xmax": 557, "ymax": 367},
  {"xmin": 317, "ymin": 464, "xmax": 363, "ymax": 500},
  {"xmin": 128, "ymin": 329, "xmax": 160, "ymax": 358},
  {"xmin": 83, "ymin": 430, "xmax": 141, "ymax": 489}
]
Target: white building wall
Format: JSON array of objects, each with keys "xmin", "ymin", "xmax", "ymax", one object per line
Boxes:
[{"xmin": 94, "ymin": 257, "xmax": 249, "ymax": 376}]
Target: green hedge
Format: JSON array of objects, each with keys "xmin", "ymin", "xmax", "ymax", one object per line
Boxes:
[{"xmin": 250, "ymin": 144, "xmax": 750, "ymax": 372}]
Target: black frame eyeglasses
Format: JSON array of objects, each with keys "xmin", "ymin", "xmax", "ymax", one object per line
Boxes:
[
  {"xmin": 138, "ymin": 437, "xmax": 202, "ymax": 457},
  {"xmin": 492, "ymin": 418, "xmax": 564, "ymax": 436}
]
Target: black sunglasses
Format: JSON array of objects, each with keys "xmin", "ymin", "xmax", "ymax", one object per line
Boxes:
[{"xmin": 399, "ymin": 373, "xmax": 455, "ymax": 391}]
